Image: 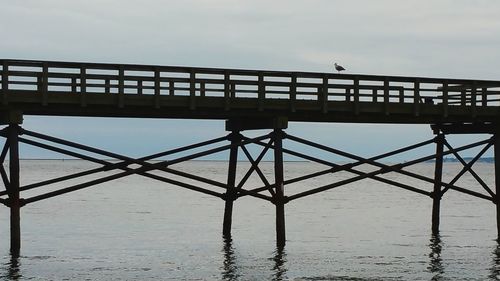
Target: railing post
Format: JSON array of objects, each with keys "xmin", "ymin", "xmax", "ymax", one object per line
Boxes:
[
  {"xmin": 200, "ymin": 82, "xmax": 206, "ymax": 97},
  {"xmin": 353, "ymin": 76, "xmax": 360, "ymax": 115},
  {"xmin": 274, "ymin": 128, "xmax": 286, "ymax": 247},
  {"xmin": 432, "ymin": 133, "xmax": 444, "ymax": 235},
  {"xmin": 80, "ymin": 66, "xmax": 87, "ymax": 107},
  {"xmin": 189, "ymin": 70, "xmax": 196, "ymax": 110},
  {"xmin": 319, "ymin": 75, "xmax": 329, "ymax": 113},
  {"xmin": 118, "ymin": 66, "xmax": 124, "ymax": 108},
  {"xmin": 471, "ymin": 82, "xmax": 477, "ymax": 118},
  {"xmin": 413, "ymin": 79, "xmax": 420, "ymax": 116},
  {"xmin": 224, "ymin": 71, "xmax": 230, "ymax": 111},
  {"xmin": 169, "ymin": 80, "xmax": 175, "ymax": 96},
  {"xmin": 41, "ymin": 63, "xmax": 48, "ymax": 106},
  {"xmin": 461, "ymin": 89, "xmax": 466, "ymax": 108},
  {"xmin": 384, "ymin": 78, "xmax": 390, "ymax": 115},
  {"xmin": 154, "ymin": 69, "xmax": 160, "ymax": 108},
  {"xmin": 482, "ymin": 87, "xmax": 488, "ymax": 107},
  {"xmin": 72, "ymin": 77, "xmax": 78, "ymax": 94},
  {"xmin": 2, "ymin": 61, "xmax": 9, "ymax": 105},
  {"xmin": 290, "ymin": 74, "xmax": 297, "ymax": 112},
  {"xmin": 258, "ymin": 73, "xmax": 265, "ymax": 111},
  {"xmin": 442, "ymin": 81, "xmax": 448, "ymax": 118},
  {"xmin": 8, "ymin": 123, "xmax": 21, "ymax": 257},
  {"xmin": 137, "ymin": 80, "xmax": 143, "ymax": 95},
  {"xmin": 223, "ymin": 131, "xmax": 240, "ymax": 237}
]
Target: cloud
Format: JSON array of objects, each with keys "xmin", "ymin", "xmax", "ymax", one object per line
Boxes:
[{"xmin": 1, "ymin": 0, "xmax": 499, "ymax": 158}]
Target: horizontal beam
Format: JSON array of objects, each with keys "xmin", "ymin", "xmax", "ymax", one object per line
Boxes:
[{"xmin": 432, "ymin": 123, "xmax": 500, "ymax": 134}]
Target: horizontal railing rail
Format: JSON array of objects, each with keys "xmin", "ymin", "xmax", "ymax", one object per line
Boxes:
[{"xmin": 1, "ymin": 59, "xmax": 500, "ymax": 114}]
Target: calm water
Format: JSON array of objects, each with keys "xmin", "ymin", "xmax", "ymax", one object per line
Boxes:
[{"xmin": 0, "ymin": 160, "xmax": 499, "ymax": 280}]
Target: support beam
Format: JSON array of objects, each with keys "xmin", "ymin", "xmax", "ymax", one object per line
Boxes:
[
  {"xmin": 8, "ymin": 124, "xmax": 21, "ymax": 257},
  {"xmin": 432, "ymin": 134, "xmax": 444, "ymax": 235},
  {"xmin": 273, "ymin": 129, "xmax": 286, "ymax": 247},
  {"xmin": 223, "ymin": 132, "xmax": 240, "ymax": 237},
  {"xmin": 495, "ymin": 133, "xmax": 500, "ymax": 239}
]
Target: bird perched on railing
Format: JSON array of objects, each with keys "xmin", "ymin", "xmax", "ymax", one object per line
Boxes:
[{"xmin": 334, "ymin": 63, "xmax": 345, "ymax": 73}]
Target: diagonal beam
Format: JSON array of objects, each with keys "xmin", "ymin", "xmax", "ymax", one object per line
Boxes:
[
  {"xmin": 21, "ymin": 128, "xmax": 231, "ymax": 165},
  {"xmin": 20, "ymin": 131, "xmax": 232, "ymax": 182},
  {"xmin": 239, "ymin": 143, "xmax": 276, "ymax": 197},
  {"xmin": 0, "ymin": 139, "xmax": 9, "ymax": 164},
  {"xmin": 442, "ymin": 140, "xmax": 494, "ymax": 197},
  {"xmin": 286, "ymin": 133, "xmax": 493, "ymax": 189},
  {"xmin": 286, "ymin": 134, "xmax": 445, "ymax": 187},
  {"xmin": 0, "ymin": 165, "xmax": 10, "ymax": 191},
  {"xmin": 1, "ymin": 167, "xmax": 109, "ymax": 197},
  {"xmin": 447, "ymin": 185, "xmax": 494, "ymax": 202},
  {"xmin": 19, "ymin": 137, "xmax": 111, "ymax": 164},
  {"xmin": 242, "ymin": 138, "xmax": 433, "ymax": 197},
  {"xmin": 21, "ymin": 133, "xmax": 274, "ymax": 204},
  {"xmin": 248, "ymin": 137, "xmax": 492, "ymax": 200},
  {"xmin": 282, "ymin": 139, "xmax": 494, "ymax": 201},
  {"xmin": 283, "ymin": 148, "xmax": 432, "ymax": 200},
  {"xmin": 23, "ymin": 164, "xmax": 226, "ymax": 205},
  {"xmin": 286, "ymin": 133, "xmax": 436, "ymax": 170},
  {"xmin": 11, "ymin": 135, "xmax": 230, "ymax": 197},
  {"xmin": 244, "ymin": 138, "xmax": 435, "ymax": 195}
]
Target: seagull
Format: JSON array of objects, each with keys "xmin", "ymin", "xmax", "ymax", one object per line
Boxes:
[{"xmin": 334, "ymin": 62, "xmax": 346, "ymax": 73}]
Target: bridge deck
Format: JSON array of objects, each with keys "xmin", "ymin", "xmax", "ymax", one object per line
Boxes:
[{"xmin": 1, "ymin": 59, "xmax": 500, "ymax": 124}]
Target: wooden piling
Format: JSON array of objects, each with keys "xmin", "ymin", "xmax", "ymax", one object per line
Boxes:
[
  {"xmin": 432, "ymin": 134, "xmax": 444, "ymax": 235},
  {"xmin": 223, "ymin": 132, "xmax": 240, "ymax": 237},
  {"xmin": 494, "ymin": 133, "xmax": 500, "ymax": 239},
  {"xmin": 8, "ymin": 124, "xmax": 21, "ymax": 256},
  {"xmin": 274, "ymin": 129, "xmax": 286, "ymax": 247}
]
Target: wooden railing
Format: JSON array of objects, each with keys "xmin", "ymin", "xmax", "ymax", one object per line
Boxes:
[{"xmin": 1, "ymin": 59, "xmax": 500, "ymax": 113}]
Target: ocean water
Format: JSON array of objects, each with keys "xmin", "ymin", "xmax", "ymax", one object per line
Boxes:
[{"xmin": 0, "ymin": 160, "xmax": 499, "ymax": 280}]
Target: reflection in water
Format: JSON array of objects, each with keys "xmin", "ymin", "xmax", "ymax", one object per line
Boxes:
[
  {"xmin": 489, "ymin": 239, "xmax": 500, "ymax": 280},
  {"xmin": 221, "ymin": 235, "xmax": 239, "ymax": 281},
  {"xmin": 270, "ymin": 246, "xmax": 287, "ymax": 281},
  {"xmin": 221, "ymin": 235, "xmax": 288, "ymax": 281},
  {"xmin": 1, "ymin": 255, "xmax": 21, "ymax": 280},
  {"xmin": 428, "ymin": 233, "xmax": 444, "ymax": 280}
]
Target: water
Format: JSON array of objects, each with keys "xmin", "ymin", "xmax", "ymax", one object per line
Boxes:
[{"xmin": 0, "ymin": 160, "xmax": 499, "ymax": 280}]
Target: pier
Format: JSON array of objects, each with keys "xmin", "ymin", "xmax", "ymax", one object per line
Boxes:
[{"xmin": 1, "ymin": 59, "xmax": 500, "ymax": 256}]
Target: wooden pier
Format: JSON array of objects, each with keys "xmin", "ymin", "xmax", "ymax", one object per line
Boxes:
[{"xmin": 1, "ymin": 59, "xmax": 500, "ymax": 256}]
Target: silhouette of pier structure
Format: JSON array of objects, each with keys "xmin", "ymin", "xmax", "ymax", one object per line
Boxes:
[{"xmin": 1, "ymin": 59, "xmax": 500, "ymax": 256}]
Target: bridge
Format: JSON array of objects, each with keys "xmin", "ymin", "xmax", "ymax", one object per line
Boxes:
[{"xmin": 1, "ymin": 59, "xmax": 500, "ymax": 256}]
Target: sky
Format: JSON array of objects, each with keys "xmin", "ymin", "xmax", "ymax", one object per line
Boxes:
[{"xmin": 1, "ymin": 0, "xmax": 499, "ymax": 160}]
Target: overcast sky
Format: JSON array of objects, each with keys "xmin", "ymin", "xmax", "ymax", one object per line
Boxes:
[{"xmin": 1, "ymin": 0, "xmax": 499, "ymax": 159}]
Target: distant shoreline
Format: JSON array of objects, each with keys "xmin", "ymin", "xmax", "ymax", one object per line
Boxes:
[{"xmin": 12, "ymin": 158, "xmax": 495, "ymax": 163}]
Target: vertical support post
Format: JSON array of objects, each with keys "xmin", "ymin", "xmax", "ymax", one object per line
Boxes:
[
  {"xmin": 494, "ymin": 133, "xmax": 500, "ymax": 239},
  {"xmin": 432, "ymin": 133, "xmax": 444, "ymax": 235},
  {"xmin": 8, "ymin": 123, "xmax": 21, "ymax": 256},
  {"xmin": 223, "ymin": 131, "xmax": 240, "ymax": 237},
  {"xmin": 274, "ymin": 129, "xmax": 286, "ymax": 247}
]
